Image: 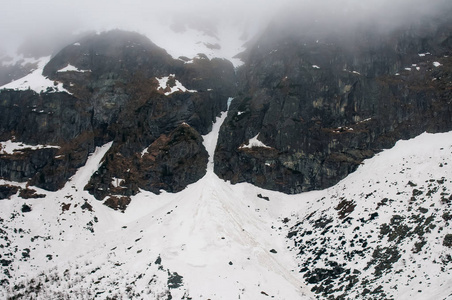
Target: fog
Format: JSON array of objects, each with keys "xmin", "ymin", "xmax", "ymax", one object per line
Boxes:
[{"xmin": 0, "ymin": 0, "xmax": 451, "ymax": 57}]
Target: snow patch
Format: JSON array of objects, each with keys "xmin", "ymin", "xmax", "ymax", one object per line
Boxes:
[
  {"xmin": 155, "ymin": 74, "xmax": 197, "ymax": 96},
  {"xmin": 57, "ymin": 64, "xmax": 91, "ymax": 73},
  {"xmin": 0, "ymin": 140, "xmax": 60, "ymax": 154},
  {"xmin": 0, "ymin": 56, "xmax": 71, "ymax": 94},
  {"xmin": 141, "ymin": 146, "xmax": 149, "ymax": 157},
  {"xmin": 433, "ymin": 61, "xmax": 442, "ymax": 67},
  {"xmin": 357, "ymin": 117, "xmax": 372, "ymax": 124},
  {"xmin": 332, "ymin": 126, "xmax": 354, "ymax": 133},
  {"xmin": 286, "ymin": 130, "xmax": 452, "ymax": 300},
  {"xmin": 240, "ymin": 134, "xmax": 272, "ymax": 149},
  {"xmin": 142, "ymin": 19, "xmax": 252, "ymax": 67}
]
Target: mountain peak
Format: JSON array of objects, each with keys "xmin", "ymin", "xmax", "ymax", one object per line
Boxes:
[{"xmin": 0, "ymin": 7, "xmax": 452, "ymax": 299}]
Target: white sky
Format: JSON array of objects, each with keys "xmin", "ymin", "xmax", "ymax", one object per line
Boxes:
[{"xmin": 0, "ymin": 0, "xmax": 450, "ymax": 55}]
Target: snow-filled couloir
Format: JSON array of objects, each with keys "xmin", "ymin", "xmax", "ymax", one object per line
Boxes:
[
  {"xmin": 0, "ymin": 98, "xmax": 314, "ymax": 299},
  {"xmin": 0, "ymin": 98, "xmax": 451, "ymax": 299}
]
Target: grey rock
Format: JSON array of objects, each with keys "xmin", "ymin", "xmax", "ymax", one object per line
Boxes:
[
  {"xmin": 215, "ymin": 15, "xmax": 452, "ymax": 194},
  {"xmin": 0, "ymin": 30, "xmax": 236, "ymax": 198}
]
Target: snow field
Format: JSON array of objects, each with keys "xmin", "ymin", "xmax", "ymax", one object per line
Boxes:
[
  {"xmin": 0, "ymin": 96, "xmax": 451, "ymax": 299},
  {"xmin": 0, "ymin": 99, "xmax": 313, "ymax": 299},
  {"xmin": 286, "ymin": 131, "xmax": 452, "ymax": 299}
]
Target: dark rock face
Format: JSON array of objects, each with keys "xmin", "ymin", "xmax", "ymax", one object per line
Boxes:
[
  {"xmin": 138, "ymin": 124, "xmax": 208, "ymax": 194},
  {"xmin": 215, "ymin": 16, "xmax": 452, "ymax": 194},
  {"xmin": 0, "ymin": 90, "xmax": 93, "ymax": 144},
  {"xmin": 86, "ymin": 123, "xmax": 208, "ymax": 199},
  {"xmin": 0, "ymin": 30, "xmax": 236, "ymax": 199},
  {"xmin": 0, "ymin": 185, "xmax": 19, "ymax": 199},
  {"xmin": 0, "ymin": 90, "xmax": 95, "ymax": 190},
  {"xmin": 42, "ymin": 30, "xmax": 235, "ymax": 137},
  {"xmin": 1, "ymin": 18, "xmax": 452, "ymax": 202}
]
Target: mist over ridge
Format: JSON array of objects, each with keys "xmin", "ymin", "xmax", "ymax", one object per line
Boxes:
[
  {"xmin": 1, "ymin": 0, "xmax": 451, "ymax": 59},
  {"xmin": 0, "ymin": 1, "xmax": 451, "ymax": 300}
]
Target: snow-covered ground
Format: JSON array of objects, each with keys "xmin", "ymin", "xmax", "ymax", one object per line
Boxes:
[
  {"xmin": 286, "ymin": 132, "xmax": 452, "ymax": 299},
  {"xmin": 0, "ymin": 97, "xmax": 451, "ymax": 299},
  {"xmin": 0, "ymin": 101, "xmax": 314, "ymax": 299}
]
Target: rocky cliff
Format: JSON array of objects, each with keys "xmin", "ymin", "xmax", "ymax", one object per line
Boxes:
[
  {"xmin": 1, "ymin": 9, "xmax": 452, "ymax": 300},
  {"xmin": 215, "ymin": 15, "xmax": 452, "ymax": 194},
  {"xmin": 1, "ymin": 13, "xmax": 452, "ymax": 203},
  {"xmin": 0, "ymin": 30, "xmax": 236, "ymax": 206}
]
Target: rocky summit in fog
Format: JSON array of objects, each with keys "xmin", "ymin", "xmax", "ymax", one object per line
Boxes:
[
  {"xmin": 0, "ymin": 3, "xmax": 451, "ymax": 299},
  {"xmin": 1, "ymin": 13, "xmax": 451, "ymax": 200},
  {"xmin": 0, "ymin": 30, "xmax": 236, "ymax": 207}
]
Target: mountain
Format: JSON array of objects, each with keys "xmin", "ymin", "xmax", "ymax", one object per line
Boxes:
[
  {"xmin": 0, "ymin": 8, "xmax": 451, "ymax": 300},
  {"xmin": 0, "ymin": 30, "xmax": 236, "ymax": 206},
  {"xmin": 0, "ymin": 104, "xmax": 451, "ymax": 300},
  {"xmin": 215, "ymin": 14, "xmax": 452, "ymax": 194}
]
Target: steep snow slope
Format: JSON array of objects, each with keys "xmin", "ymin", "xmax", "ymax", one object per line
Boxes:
[
  {"xmin": 0, "ymin": 97, "xmax": 451, "ymax": 299},
  {"xmin": 0, "ymin": 100, "xmax": 313, "ymax": 299},
  {"xmin": 285, "ymin": 132, "xmax": 452, "ymax": 299}
]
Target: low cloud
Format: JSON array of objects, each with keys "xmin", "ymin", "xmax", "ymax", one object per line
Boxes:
[{"xmin": 0, "ymin": 0, "xmax": 450, "ymax": 56}]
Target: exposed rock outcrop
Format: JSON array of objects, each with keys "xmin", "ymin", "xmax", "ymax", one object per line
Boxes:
[
  {"xmin": 2, "ymin": 16, "xmax": 452, "ymax": 202},
  {"xmin": 0, "ymin": 30, "xmax": 236, "ymax": 199},
  {"xmin": 215, "ymin": 15, "xmax": 452, "ymax": 194},
  {"xmin": 86, "ymin": 123, "xmax": 208, "ymax": 200}
]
